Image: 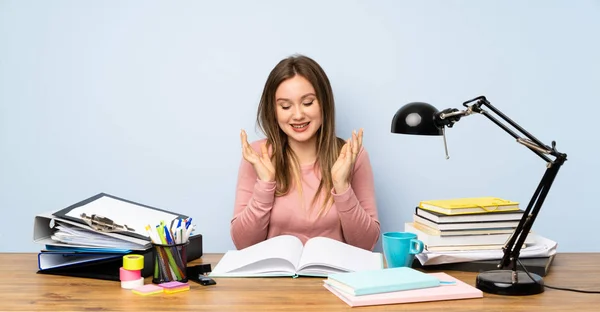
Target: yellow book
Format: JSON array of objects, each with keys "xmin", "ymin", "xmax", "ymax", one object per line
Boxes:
[{"xmin": 418, "ymin": 197, "xmax": 519, "ymax": 215}]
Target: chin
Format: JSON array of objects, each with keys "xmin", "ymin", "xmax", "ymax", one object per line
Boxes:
[{"xmin": 288, "ymin": 133, "xmax": 315, "ymax": 143}]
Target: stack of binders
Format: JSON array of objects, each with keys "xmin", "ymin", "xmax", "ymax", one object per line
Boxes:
[{"xmin": 33, "ymin": 192, "xmax": 203, "ymax": 280}]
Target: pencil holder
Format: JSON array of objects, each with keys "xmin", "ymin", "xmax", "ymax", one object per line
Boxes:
[{"xmin": 152, "ymin": 241, "xmax": 189, "ymax": 284}]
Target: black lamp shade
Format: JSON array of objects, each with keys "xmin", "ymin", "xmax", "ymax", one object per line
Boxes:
[{"xmin": 391, "ymin": 102, "xmax": 443, "ymax": 136}]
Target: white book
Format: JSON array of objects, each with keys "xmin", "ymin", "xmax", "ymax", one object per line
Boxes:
[
  {"xmin": 415, "ymin": 207, "xmax": 524, "ymax": 223},
  {"xmin": 210, "ymin": 235, "xmax": 383, "ymax": 277},
  {"xmin": 405, "ymin": 222, "xmax": 534, "ymax": 247},
  {"xmin": 413, "ymin": 214, "xmax": 519, "ymax": 231}
]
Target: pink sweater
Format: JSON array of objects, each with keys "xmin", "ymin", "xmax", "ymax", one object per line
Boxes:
[{"xmin": 231, "ymin": 139, "xmax": 380, "ymax": 251}]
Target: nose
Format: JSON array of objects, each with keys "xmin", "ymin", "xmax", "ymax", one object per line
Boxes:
[{"xmin": 292, "ymin": 105, "xmax": 305, "ymax": 120}]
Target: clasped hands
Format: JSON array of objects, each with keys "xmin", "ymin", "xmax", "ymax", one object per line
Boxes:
[{"xmin": 240, "ymin": 129, "xmax": 364, "ymax": 194}]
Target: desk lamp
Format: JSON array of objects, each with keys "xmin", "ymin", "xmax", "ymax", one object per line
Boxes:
[{"xmin": 391, "ymin": 95, "xmax": 567, "ymax": 296}]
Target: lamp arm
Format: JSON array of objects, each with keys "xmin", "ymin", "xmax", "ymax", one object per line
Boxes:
[
  {"xmin": 438, "ymin": 95, "xmax": 567, "ymax": 281},
  {"xmin": 499, "ymin": 159, "xmax": 564, "ymax": 276},
  {"xmin": 463, "ymin": 96, "xmax": 559, "ymax": 162}
]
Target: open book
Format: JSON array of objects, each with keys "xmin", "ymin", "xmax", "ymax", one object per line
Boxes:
[{"xmin": 210, "ymin": 235, "xmax": 383, "ymax": 277}]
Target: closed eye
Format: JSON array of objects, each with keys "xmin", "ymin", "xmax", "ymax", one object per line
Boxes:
[{"xmin": 303, "ymin": 101, "xmax": 314, "ymax": 106}]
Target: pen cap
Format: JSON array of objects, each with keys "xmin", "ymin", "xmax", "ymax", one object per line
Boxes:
[{"xmin": 152, "ymin": 241, "xmax": 189, "ymax": 284}]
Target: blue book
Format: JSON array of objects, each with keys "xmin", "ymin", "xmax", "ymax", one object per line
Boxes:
[{"xmin": 325, "ymin": 267, "xmax": 440, "ymax": 296}]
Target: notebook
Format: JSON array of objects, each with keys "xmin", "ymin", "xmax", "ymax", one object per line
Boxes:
[
  {"xmin": 405, "ymin": 222, "xmax": 535, "ymax": 247},
  {"xmin": 419, "ymin": 197, "xmax": 520, "ymax": 215},
  {"xmin": 415, "ymin": 207, "xmax": 524, "ymax": 223},
  {"xmin": 325, "ymin": 267, "xmax": 440, "ymax": 296},
  {"xmin": 324, "ymin": 272, "xmax": 483, "ymax": 307}
]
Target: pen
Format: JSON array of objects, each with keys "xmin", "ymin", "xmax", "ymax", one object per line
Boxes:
[
  {"xmin": 164, "ymin": 225, "xmax": 174, "ymax": 245},
  {"xmin": 145, "ymin": 225, "xmax": 159, "ymax": 244},
  {"xmin": 184, "ymin": 224, "xmax": 194, "ymax": 242},
  {"xmin": 170, "ymin": 219, "xmax": 178, "ymax": 238},
  {"xmin": 159, "ymin": 221, "xmax": 168, "ymax": 241},
  {"xmin": 157, "ymin": 224, "xmax": 183, "ymax": 280},
  {"xmin": 145, "ymin": 225, "xmax": 154, "ymax": 243}
]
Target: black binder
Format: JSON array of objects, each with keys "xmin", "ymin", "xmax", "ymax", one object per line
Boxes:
[{"xmin": 37, "ymin": 234, "xmax": 203, "ymax": 281}]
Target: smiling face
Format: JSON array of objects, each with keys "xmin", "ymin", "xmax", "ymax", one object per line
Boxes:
[{"xmin": 275, "ymin": 75, "xmax": 323, "ymax": 146}]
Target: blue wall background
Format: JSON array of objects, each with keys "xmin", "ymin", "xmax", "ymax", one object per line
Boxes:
[{"xmin": 1, "ymin": 0, "xmax": 599, "ymax": 252}]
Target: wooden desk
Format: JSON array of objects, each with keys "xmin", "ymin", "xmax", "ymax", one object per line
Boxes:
[{"xmin": 0, "ymin": 253, "xmax": 598, "ymax": 311}]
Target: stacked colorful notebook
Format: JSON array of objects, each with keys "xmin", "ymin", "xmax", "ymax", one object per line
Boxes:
[
  {"xmin": 407, "ymin": 197, "xmax": 533, "ymax": 251},
  {"xmin": 323, "ymin": 267, "xmax": 482, "ymax": 307}
]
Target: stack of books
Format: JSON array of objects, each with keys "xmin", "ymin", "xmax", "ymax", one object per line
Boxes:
[
  {"xmin": 322, "ymin": 267, "xmax": 483, "ymax": 307},
  {"xmin": 405, "ymin": 197, "xmax": 531, "ymax": 251},
  {"xmin": 405, "ymin": 196, "xmax": 557, "ymax": 276}
]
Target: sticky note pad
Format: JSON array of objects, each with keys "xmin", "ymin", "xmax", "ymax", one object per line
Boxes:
[
  {"xmin": 132, "ymin": 284, "xmax": 164, "ymax": 296},
  {"xmin": 158, "ymin": 281, "xmax": 190, "ymax": 294}
]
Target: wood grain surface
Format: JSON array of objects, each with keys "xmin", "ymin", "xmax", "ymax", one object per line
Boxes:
[{"xmin": 1, "ymin": 253, "xmax": 598, "ymax": 311}]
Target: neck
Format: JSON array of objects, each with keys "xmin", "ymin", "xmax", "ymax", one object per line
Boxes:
[{"xmin": 288, "ymin": 136, "xmax": 318, "ymax": 165}]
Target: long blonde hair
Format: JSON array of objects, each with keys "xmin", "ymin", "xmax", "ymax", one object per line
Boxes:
[{"xmin": 256, "ymin": 55, "xmax": 344, "ymax": 216}]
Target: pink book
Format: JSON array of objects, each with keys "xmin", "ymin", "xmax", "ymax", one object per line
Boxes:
[{"xmin": 323, "ymin": 272, "xmax": 483, "ymax": 307}]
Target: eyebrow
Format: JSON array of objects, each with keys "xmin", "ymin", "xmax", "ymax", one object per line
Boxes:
[{"xmin": 276, "ymin": 93, "xmax": 316, "ymax": 102}]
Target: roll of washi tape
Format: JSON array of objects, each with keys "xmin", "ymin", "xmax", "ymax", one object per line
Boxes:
[
  {"xmin": 119, "ymin": 267, "xmax": 142, "ymax": 281},
  {"xmin": 123, "ymin": 254, "xmax": 144, "ymax": 270},
  {"xmin": 121, "ymin": 277, "xmax": 144, "ymax": 289}
]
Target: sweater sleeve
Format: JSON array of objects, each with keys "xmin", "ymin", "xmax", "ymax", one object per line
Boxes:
[
  {"xmin": 230, "ymin": 141, "xmax": 276, "ymax": 250},
  {"xmin": 332, "ymin": 147, "xmax": 381, "ymax": 250}
]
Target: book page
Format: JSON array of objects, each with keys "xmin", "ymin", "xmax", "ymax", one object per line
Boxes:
[
  {"xmin": 297, "ymin": 237, "xmax": 382, "ymax": 276},
  {"xmin": 211, "ymin": 235, "xmax": 304, "ymax": 276}
]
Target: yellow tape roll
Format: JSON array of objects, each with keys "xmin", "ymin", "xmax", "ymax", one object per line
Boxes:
[{"xmin": 123, "ymin": 254, "xmax": 144, "ymax": 270}]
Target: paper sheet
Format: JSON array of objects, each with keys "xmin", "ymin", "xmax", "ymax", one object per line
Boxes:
[
  {"xmin": 415, "ymin": 233, "xmax": 557, "ymax": 266},
  {"xmin": 51, "ymin": 223, "xmax": 145, "ymax": 250}
]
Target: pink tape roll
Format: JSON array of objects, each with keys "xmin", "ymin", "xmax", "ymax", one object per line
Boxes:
[{"xmin": 120, "ymin": 267, "xmax": 142, "ymax": 281}]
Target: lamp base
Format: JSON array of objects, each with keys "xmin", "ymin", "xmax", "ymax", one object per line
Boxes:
[{"xmin": 476, "ymin": 270, "xmax": 544, "ymax": 296}]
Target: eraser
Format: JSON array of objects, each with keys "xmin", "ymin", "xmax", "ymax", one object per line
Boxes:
[{"xmin": 132, "ymin": 284, "xmax": 164, "ymax": 296}]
